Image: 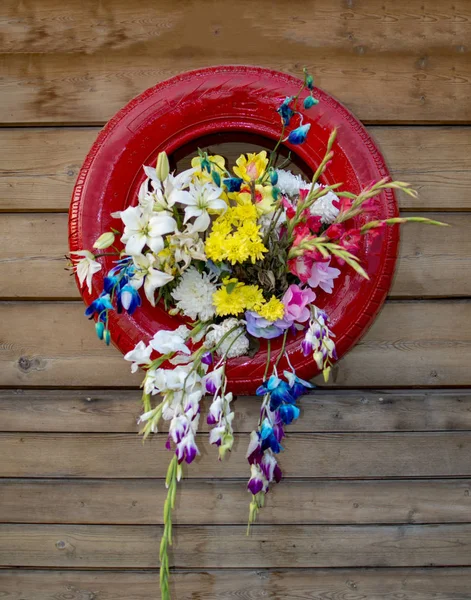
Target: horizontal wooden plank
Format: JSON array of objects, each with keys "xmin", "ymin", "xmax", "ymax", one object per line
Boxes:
[
  {"xmin": 2, "ymin": 523, "xmax": 471, "ymax": 568},
  {"xmin": 2, "ymin": 568, "xmax": 471, "ymax": 600},
  {"xmin": 0, "ymin": 300, "xmax": 469, "ymax": 388},
  {"xmin": 2, "ymin": 389, "xmax": 471, "ymax": 433},
  {"xmin": 1, "ymin": 127, "xmax": 470, "ymax": 211},
  {"xmin": 3, "ymin": 0, "xmax": 470, "ymax": 55},
  {"xmin": 0, "ymin": 212, "xmax": 465, "ymax": 299},
  {"xmin": 0, "ymin": 432, "xmax": 469, "ymax": 478},
  {"xmin": 1, "ymin": 1, "xmax": 470, "ymax": 123},
  {"xmin": 2, "ymin": 478, "xmax": 470, "ymax": 525}
]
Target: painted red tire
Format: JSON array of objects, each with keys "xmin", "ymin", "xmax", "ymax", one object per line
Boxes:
[{"xmin": 69, "ymin": 65, "xmax": 398, "ymax": 394}]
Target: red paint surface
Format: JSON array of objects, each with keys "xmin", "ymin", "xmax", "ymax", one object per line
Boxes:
[{"xmin": 69, "ymin": 66, "xmax": 399, "ymax": 394}]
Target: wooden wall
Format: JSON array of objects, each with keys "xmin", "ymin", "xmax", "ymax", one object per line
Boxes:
[{"xmin": 1, "ymin": 1, "xmax": 471, "ymax": 598}]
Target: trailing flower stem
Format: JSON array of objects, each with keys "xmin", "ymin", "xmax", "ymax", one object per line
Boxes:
[{"xmin": 160, "ymin": 455, "xmax": 180, "ymax": 600}]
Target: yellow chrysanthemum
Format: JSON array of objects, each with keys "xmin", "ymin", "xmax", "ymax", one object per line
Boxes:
[
  {"xmin": 256, "ymin": 296, "xmax": 285, "ymax": 322},
  {"xmin": 240, "ymin": 285, "xmax": 265, "ymax": 311},
  {"xmin": 204, "ymin": 231, "xmax": 228, "ymax": 262},
  {"xmin": 204, "ymin": 206, "xmax": 268, "ymax": 265},
  {"xmin": 231, "ymin": 203, "xmax": 258, "ymax": 223},
  {"xmin": 233, "ymin": 151, "xmax": 268, "ymax": 182},
  {"xmin": 212, "ymin": 279, "xmax": 265, "ymax": 317},
  {"xmin": 225, "ymin": 235, "xmax": 250, "ymax": 264}
]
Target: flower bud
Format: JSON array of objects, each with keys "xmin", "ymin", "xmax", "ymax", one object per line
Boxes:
[
  {"xmin": 269, "ymin": 169, "xmax": 278, "ymax": 186},
  {"xmin": 93, "ymin": 232, "xmax": 115, "ymax": 249},
  {"xmin": 95, "ymin": 321, "xmax": 104, "ymax": 340},
  {"xmin": 156, "ymin": 151, "xmax": 170, "ymax": 181},
  {"xmin": 211, "ymin": 170, "xmax": 221, "ymax": 187},
  {"xmin": 303, "ymin": 96, "xmax": 318, "ymax": 109},
  {"xmin": 104, "ymin": 329, "xmax": 111, "ymax": 346},
  {"xmin": 305, "ymin": 74, "xmax": 314, "ymax": 90}
]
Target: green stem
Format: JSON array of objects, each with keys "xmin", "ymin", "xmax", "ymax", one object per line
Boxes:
[
  {"xmin": 159, "ymin": 455, "xmax": 179, "ymax": 600},
  {"xmin": 263, "ymin": 340, "xmax": 272, "ymax": 381}
]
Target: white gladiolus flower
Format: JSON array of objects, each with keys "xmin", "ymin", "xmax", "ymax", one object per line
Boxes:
[
  {"xmin": 124, "ymin": 341, "xmax": 152, "ymax": 373},
  {"xmin": 120, "ymin": 205, "xmax": 176, "ymax": 255},
  {"xmin": 171, "ymin": 267, "xmax": 217, "ymax": 321},
  {"xmin": 172, "ymin": 180, "xmax": 227, "ymax": 232},
  {"xmin": 150, "ymin": 329, "xmax": 191, "ymax": 356},
  {"xmin": 70, "ymin": 250, "xmax": 101, "ymax": 294},
  {"xmin": 130, "ymin": 254, "xmax": 173, "ymax": 306}
]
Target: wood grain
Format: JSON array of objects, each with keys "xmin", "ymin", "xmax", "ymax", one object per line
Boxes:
[
  {"xmin": 2, "ymin": 389, "xmax": 471, "ymax": 433},
  {"xmin": 1, "ymin": 1, "xmax": 471, "ymax": 123},
  {"xmin": 3, "ymin": 523, "xmax": 471, "ymax": 568},
  {"xmin": 0, "ymin": 300, "xmax": 469, "ymax": 388},
  {"xmin": 2, "ymin": 478, "xmax": 470, "ymax": 525},
  {"xmin": 1, "ymin": 127, "xmax": 470, "ymax": 211},
  {"xmin": 2, "ymin": 568, "xmax": 471, "ymax": 600},
  {"xmin": 1, "ymin": 432, "xmax": 469, "ymax": 478},
  {"xmin": 0, "ymin": 212, "xmax": 465, "ymax": 299}
]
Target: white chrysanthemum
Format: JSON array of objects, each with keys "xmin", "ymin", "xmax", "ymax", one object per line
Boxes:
[
  {"xmin": 204, "ymin": 318, "xmax": 250, "ymax": 358},
  {"xmin": 275, "ymin": 169, "xmax": 309, "ymax": 197},
  {"xmin": 309, "ymin": 185, "xmax": 340, "ymax": 224},
  {"xmin": 171, "ymin": 267, "xmax": 217, "ymax": 321}
]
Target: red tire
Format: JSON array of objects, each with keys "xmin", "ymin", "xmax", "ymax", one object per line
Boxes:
[{"xmin": 69, "ymin": 66, "xmax": 398, "ymax": 394}]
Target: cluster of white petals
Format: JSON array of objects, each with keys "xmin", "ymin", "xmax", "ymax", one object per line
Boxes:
[
  {"xmin": 205, "ymin": 318, "xmax": 250, "ymax": 358},
  {"xmin": 171, "ymin": 267, "xmax": 218, "ymax": 322}
]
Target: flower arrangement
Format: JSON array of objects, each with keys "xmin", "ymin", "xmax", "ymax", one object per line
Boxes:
[{"xmin": 69, "ymin": 71, "xmax": 446, "ymax": 599}]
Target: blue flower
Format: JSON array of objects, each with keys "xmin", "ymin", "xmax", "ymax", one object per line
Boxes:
[
  {"xmin": 223, "ymin": 177, "xmax": 243, "ymax": 192},
  {"xmin": 245, "ymin": 311, "xmax": 285, "ymax": 340},
  {"xmin": 104, "ymin": 274, "xmax": 121, "ymax": 294},
  {"xmin": 278, "ymin": 403, "xmax": 300, "ymax": 425},
  {"xmin": 287, "ymin": 123, "xmax": 311, "ymax": 145},
  {"xmin": 256, "ymin": 375, "xmax": 296, "ymax": 410},
  {"xmin": 85, "ymin": 294, "xmax": 114, "ymax": 320},
  {"xmin": 117, "ymin": 284, "xmax": 141, "ymax": 315},
  {"xmin": 284, "ymin": 370, "xmax": 315, "ymax": 399},
  {"xmin": 260, "ymin": 420, "xmax": 283, "ymax": 454},
  {"xmin": 277, "ymin": 96, "xmax": 295, "ymax": 125}
]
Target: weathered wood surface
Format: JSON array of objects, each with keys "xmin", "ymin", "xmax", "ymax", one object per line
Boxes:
[
  {"xmin": 2, "ymin": 389, "xmax": 471, "ymax": 432},
  {"xmin": 1, "ymin": 1, "xmax": 471, "ymax": 124},
  {"xmin": 2, "ymin": 568, "xmax": 471, "ymax": 600},
  {"xmin": 1, "ymin": 432, "xmax": 470, "ymax": 478},
  {"xmin": 0, "ymin": 212, "xmax": 466, "ymax": 299},
  {"xmin": 3, "ymin": 523, "xmax": 471, "ymax": 568},
  {"xmin": 2, "ymin": 478, "xmax": 470, "ymax": 525},
  {"xmin": 1, "ymin": 300, "xmax": 469, "ymax": 387},
  {"xmin": 1, "ymin": 127, "xmax": 470, "ymax": 212}
]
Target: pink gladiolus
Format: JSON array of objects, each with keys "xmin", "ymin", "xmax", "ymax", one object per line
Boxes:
[
  {"xmin": 307, "ymin": 258, "xmax": 341, "ymax": 294},
  {"xmin": 277, "ymin": 284, "xmax": 316, "ymax": 327}
]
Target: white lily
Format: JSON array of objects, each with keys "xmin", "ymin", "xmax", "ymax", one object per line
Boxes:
[
  {"xmin": 172, "ymin": 180, "xmax": 227, "ymax": 232},
  {"xmin": 130, "ymin": 254, "xmax": 174, "ymax": 306},
  {"xmin": 124, "ymin": 341, "xmax": 152, "ymax": 373},
  {"xmin": 150, "ymin": 329, "xmax": 191, "ymax": 356},
  {"xmin": 120, "ymin": 205, "xmax": 176, "ymax": 255},
  {"xmin": 70, "ymin": 250, "xmax": 102, "ymax": 293}
]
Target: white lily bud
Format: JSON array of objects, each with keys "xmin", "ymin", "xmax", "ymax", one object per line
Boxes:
[
  {"xmin": 93, "ymin": 232, "xmax": 115, "ymax": 249},
  {"xmin": 156, "ymin": 151, "xmax": 170, "ymax": 181}
]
